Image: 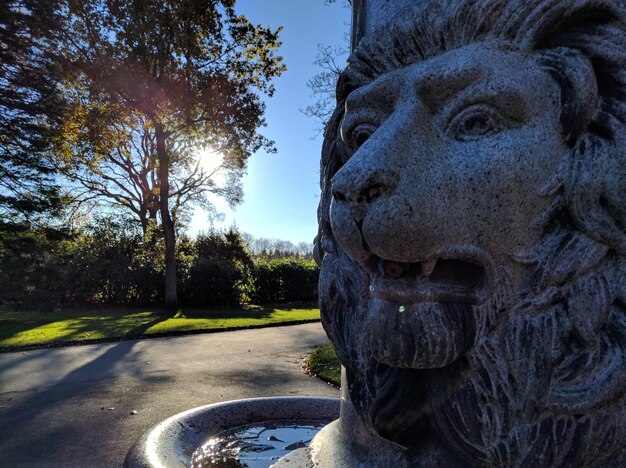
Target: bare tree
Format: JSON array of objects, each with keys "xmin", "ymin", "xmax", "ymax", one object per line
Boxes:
[
  {"xmin": 301, "ymin": 43, "xmax": 349, "ymax": 132},
  {"xmin": 242, "ymin": 233, "xmax": 313, "ymax": 258},
  {"xmin": 302, "ymin": 2, "xmax": 350, "ymax": 132}
]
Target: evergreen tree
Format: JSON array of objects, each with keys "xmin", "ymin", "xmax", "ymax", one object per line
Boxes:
[{"xmin": 0, "ymin": 0, "xmax": 65, "ymax": 221}]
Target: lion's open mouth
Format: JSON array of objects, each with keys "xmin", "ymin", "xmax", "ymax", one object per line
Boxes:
[{"xmin": 368, "ymin": 256, "xmax": 489, "ymax": 304}]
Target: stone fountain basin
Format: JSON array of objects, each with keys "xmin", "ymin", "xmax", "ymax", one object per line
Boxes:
[{"xmin": 124, "ymin": 396, "xmax": 340, "ymax": 468}]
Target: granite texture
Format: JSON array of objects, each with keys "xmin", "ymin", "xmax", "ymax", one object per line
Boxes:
[
  {"xmin": 314, "ymin": 0, "xmax": 626, "ymax": 466},
  {"xmin": 351, "ymin": 0, "xmax": 407, "ymax": 50}
]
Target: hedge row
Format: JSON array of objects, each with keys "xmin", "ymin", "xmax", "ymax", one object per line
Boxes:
[{"xmin": 0, "ymin": 220, "xmax": 319, "ymax": 309}]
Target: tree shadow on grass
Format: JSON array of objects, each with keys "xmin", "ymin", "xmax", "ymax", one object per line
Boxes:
[
  {"xmin": 0, "ymin": 311, "xmax": 169, "ymax": 350},
  {"xmin": 176, "ymin": 303, "xmax": 316, "ymax": 320},
  {"xmin": 0, "ymin": 304, "xmax": 319, "ymax": 350},
  {"xmin": 174, "ymin": 306, "xmax": 276, "ymax": 320}
]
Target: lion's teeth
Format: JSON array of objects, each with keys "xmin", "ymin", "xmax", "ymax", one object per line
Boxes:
[{"xmin": 422, "ymin": 259, "xmax": 437, "ymax": 277}]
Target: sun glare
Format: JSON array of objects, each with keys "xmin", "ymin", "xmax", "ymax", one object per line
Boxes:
[{"xmin": 197, "ymin": 147, "xmax": 224, "ymax": 175}]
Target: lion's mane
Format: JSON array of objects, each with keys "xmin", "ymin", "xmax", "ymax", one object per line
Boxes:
[{"xmin": 316, "ymin": 0, "xmax": 626, "ymax": 465}]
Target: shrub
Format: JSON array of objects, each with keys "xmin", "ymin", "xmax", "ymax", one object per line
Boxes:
[
  {"xmin": 0, "ymin": 220, "xmax": 318, "ymax": 310},
  {"xmin": 251, "ymin": 257, "xmax": 319, "ymax": 304},
  {"xmin": 182, "ymin": 257, "xmax": 243, "ymax": 306},
  {"xmin": 251, "ymin": 259, "xmax": 283, "ymax": 304},
  {"xmin": 59, "ymin": 219, "xmax": 141, "ymax": 304},
  {"xmin": 179, "ymin": 229, "xmax": 253, "ymax": 306}
]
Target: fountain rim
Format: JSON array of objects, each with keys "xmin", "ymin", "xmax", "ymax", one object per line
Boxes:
[{"xmin": 124, "ymin": 396, "xmax": 340, "ymax": 468}]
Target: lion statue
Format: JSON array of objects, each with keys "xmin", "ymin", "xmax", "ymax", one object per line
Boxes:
[{"xmin": 315, "ymin": 0, "xmax": 626, "ymax": 466}]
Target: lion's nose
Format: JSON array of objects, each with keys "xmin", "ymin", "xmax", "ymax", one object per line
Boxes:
[
  {"xmin": 332, "ymin": 181, "xmax": 385, "ymax": 204},
  {"xmin": 331, "ymin": 168, "xmax": 398, "ymax": 211}
]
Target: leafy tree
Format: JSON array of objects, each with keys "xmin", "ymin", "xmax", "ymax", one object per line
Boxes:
[
  {"xmin": 55, "ymin": 0, "xmax": 285, "ymax": 309},
  {"xmin": 56, "ymin": 102, "xmax": 162, "ymax": 233},
  {"xmin": 56, "ymin": 88, "xmax": 231, "ymax": 234},
  {"xmin": 0, "ymin": 0, "xmax": 65, "ymax": 222}
]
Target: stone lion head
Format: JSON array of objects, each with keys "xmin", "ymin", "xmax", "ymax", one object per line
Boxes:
[{"xmin": 315, "ymin": 0, "xmax": 626, "ymax": 465}]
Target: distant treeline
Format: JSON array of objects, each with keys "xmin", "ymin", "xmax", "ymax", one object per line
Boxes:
[
  {"xmin": 241, "ymin": 233, "xmax": 314, "ymax": 259},
  {"xmin": 0, "ymin": 218, "xmax": 318, "ymax": 310}
]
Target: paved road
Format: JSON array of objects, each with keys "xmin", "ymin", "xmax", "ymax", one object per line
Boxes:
[{"xmin": 0, "ymin": 323, "xmax": 339, "ymax": 467}]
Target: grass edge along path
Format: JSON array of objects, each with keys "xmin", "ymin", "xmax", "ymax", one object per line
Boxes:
[
  {"xmin": 0, "ymin": 306, "xmax": 320, "ymax": 352},
  {"xmin": 307, "ymin": 343, "xmax": 341, "ymax": 387}
]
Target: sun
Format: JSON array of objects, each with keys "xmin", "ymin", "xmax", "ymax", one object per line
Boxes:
[{"xmin": 196, "ymin": 147, "xmax": 224, "ymax": 174}]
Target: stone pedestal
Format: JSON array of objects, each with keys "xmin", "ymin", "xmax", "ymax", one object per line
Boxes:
[{"xmin": 274, "ymin": 374, "xmax": 467, "ymax": 467}]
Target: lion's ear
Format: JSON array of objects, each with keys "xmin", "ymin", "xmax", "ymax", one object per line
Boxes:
[{"xmin": 537, "ymin": 48, "xmax": 599, "ymax": 146}]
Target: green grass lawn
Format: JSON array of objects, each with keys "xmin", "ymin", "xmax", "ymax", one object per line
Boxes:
[
  {"xmin": 307, "ymin": 343, "xmax": 341, "ymax": 387},
  {"xmin": 0, "ymin": 305, "xmax": 320, "ymax": 350}
]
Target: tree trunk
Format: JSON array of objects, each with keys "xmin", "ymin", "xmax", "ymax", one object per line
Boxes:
[
  {"xmin": 155, "ymin": 122, "xmax": 178, "ymax": 311},
  {"xmin": 139, "ymin": 212, "xmax": 148, "ymax": 236}
]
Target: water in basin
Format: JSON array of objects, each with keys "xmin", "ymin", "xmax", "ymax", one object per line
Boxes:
[{"xmin": 190, "ymin": 420, "xmax": 325, "ymax": 467}]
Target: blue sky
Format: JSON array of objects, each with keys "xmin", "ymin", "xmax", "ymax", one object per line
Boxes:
[{"xmin": 189, "ymin": 1, "xmax": 350, "ymax": 245}]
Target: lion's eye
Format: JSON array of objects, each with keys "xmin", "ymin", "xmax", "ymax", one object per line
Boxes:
[
  {"xmin": 449, "ymin": 106, "xmax": 503, "ymax": 141},
  {"xmin": 349, "ymin": 124, "xmax": 377, "ymax": 150}
]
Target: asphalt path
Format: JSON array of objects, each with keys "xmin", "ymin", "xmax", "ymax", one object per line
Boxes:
[{"xmin": 0, "ymin": 322, "xmax": 339, "ymax": 467}]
